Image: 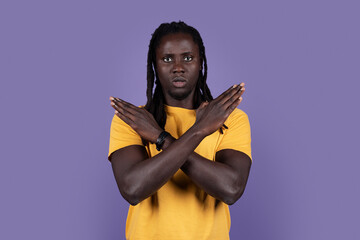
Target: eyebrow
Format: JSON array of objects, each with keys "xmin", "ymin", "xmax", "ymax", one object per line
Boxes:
[{"xmin": 162, "ymin": 51, "xmax": 194, "ymax": 56}]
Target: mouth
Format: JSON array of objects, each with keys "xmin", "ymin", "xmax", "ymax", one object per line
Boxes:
[{"xmin": 172, "ymin": 76, "xmax": 187, "ymax": 88}]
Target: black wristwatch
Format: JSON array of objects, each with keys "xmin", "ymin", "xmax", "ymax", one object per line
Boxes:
[{"xmin": 155, "ymin": 131, "xmax": 170, "ymax": 151}]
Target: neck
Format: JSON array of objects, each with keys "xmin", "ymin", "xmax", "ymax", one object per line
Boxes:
[{"xmin": 164, "ymin": 91, "xmax": 195, "ymax": 109}]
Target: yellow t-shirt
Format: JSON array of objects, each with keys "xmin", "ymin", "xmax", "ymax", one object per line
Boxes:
[{"xmin": 108, "ymin": 105, "xmax": 252, "ymax": 240}]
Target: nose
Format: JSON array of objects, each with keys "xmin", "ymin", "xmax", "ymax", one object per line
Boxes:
[{"xmin": 172, "ymin": 60, "xmax": 185, "ymax": 74}]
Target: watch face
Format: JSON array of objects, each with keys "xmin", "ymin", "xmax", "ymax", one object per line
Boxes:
[{"xmin": 156, "ymin": 131, "xmax": 170, "ymax": 151}]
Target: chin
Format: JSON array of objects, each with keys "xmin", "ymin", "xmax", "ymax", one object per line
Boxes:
[{"xmin": 168, "ymin": 89, "xmax": 193, "ymax": 101}]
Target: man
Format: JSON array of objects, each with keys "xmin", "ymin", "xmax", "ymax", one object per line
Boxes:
[{"xmin": 108, "ymin": 21, "xmax": 252, "ymax": 240}]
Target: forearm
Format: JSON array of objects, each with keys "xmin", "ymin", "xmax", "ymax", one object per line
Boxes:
[
  {"xmin": 122, "ymin": 125, "xmax": 206, "ymax": 205},
  {"xmin": 163, "ymin": 136, "xmax": 248, "ymax": 205},
  {"xmin": 181, "ymin": 153, "xmax": 247, "ymax": 205}
]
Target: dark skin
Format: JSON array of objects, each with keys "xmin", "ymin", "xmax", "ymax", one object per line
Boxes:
[{"xmin": 109, "ymin": 33, "xmax": 251, "ymax": 206}]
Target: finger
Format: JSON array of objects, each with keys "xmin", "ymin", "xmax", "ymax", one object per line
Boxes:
[
  {"xmin": 223, "ymin": 86, "xmax": 245, "ymax": 109},
  {"xmin": 216, "ymin": 84, "xmax": 239, "ymax": 101},
  {"xmin": 225, "ymin": 96, "xmax": 243, "ymax": 116},
  {"xmin": 114, "ymin": 97, "xmax": 138, "ymax": 109},
  {"xmin": 110, "ymin": 96, "xmax": 137, "ymax": 109},
  {"xmin": 216, "ymin": 84, "xmax": 240, "ymax": 105},
  {"xmin": 114, "ymin": 109, "xmax": 134, "ymax": 126},
  {"xmin": 218, "ymin": 83, "xmax": 245, "ymax": 104},
  {"xmin": 111, "ymin": 101, "xmax": 136, "ymax": 121},
  {"xmin": 111, "ymin": 98, "xmax": 139, "ymax": 116},
  {"xmin": 110, "ymin": 96, "xmax": 137, "ymax": 119}
]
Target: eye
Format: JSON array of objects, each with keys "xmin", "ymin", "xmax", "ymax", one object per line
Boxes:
[
  {"xmin": 184, "ymin": 56, "xmax": 193, "ymax": 61},
  {"xmin": 163, "ymin": 56, "xmax": 172, "ymax": 63}
]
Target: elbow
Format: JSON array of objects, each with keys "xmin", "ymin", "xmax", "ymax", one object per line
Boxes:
[
  {"xmin": 223, "ymin": 184, "xmax": 246, "ymax": 206},
  {"xmin": 120, "ymin": 183, "xmax": 142, "ymax": 206},
  {"xmin": 121, "ymin": 188, "xmax": 140, "ymax": 206},
  {"xmin": 121, "ymin": 190, "xmax": 141, "ymax": 206},
  {"xmin": 112, "ymin": 164, "xmax": 145, "ymax": 206},
  {"xmin": 223, "ymin": 172, "xmax": 250, "ymax": 205},
  {"xmin": 126, "ymin": 198, "xmax": 140, "ymax": 206},
  {"xmin": 117, "ymin": 175, "xmax": 144, "ymax": 206}
]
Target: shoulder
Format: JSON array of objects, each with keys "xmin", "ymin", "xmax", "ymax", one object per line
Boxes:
[
  {"xmin": 218, "ymin": 108, "xmax": 252, "ymax": 159},
  {"xmin": 230, "ymin": 108, "xmax": 248, "ymax": 118},
  {"xmin": 110, "ymin": 114, "xmax": 137, "ymax": 135},
  {"xmin": 111, "ymin": 113, "xmax": 126, "ymax": 127},
  {"xmin": 225, "ymin": 108, "xmax": 250, "ymax": 125}
]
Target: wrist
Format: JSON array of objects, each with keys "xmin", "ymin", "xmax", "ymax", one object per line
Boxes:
[
  {"xmin": 155, "ymin": 131, "xmax": 171, "ymax": 151},
  {"xmin": 189, "ymin": 123, "xmax": 208, "ymax": 140},
  {"xmin": 162, "ymin": 135, "xmax": 175, "ymax": 150},
  {"xmin": 151, "ymin": 129, "xmax": 163, "ymax": 144}
]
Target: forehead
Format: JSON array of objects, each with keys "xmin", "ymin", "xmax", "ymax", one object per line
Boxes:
[{"xmin": 156, "ymin": 33, "xmax": 199, "ymax": 54}]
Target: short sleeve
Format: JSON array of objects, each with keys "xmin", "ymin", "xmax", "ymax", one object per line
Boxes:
[
  {"xmin": 108, "ymin": 114, "xmax": 143, "ymax": 161},
  {"xmin": 216, "ymin": 108, "xmax": 252, "ymax": 161}
]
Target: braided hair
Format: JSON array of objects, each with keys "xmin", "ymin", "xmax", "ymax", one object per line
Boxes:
[{"xmin": 145, "ymin": 21, "xmax": 213, "ymax": 130}]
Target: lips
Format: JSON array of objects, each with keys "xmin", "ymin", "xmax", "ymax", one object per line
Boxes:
[{"xmin": 172, "ymin": 76, "xmax": 187, "ymax": 88}]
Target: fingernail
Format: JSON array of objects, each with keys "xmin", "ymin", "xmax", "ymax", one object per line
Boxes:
[
  {"xmin": 232, "ymin": 84, "xmax": 237, "ymax": 89},
  {"xmin": 110, "ymin": 96, "xmax": 114, "ymax": 100},
  {"xmin": 241, "ymin": 87, "xmax": 245, "ymax": 91},
  {"xmin": 111, "ymin": 102, "xmax": 115, "ymax": 106},
  {"xmin": 240, "ymin": 83, "xmax": 245, "ymax": 87},
  {"xmin": 115, "ymin": 110, "xmax": 118, "ymax": 114}
]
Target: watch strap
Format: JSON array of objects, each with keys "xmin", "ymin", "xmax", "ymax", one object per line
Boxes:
[{"xmin": 155, "ymin": 131, "xmax": 170, "ymax": 151}]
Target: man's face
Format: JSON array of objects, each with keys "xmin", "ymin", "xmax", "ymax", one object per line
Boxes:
[{"xmin": 155, "ymin": 33, "xmax": 201, "ymax": 102}]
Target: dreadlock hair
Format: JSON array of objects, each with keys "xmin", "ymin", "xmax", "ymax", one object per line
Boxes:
[{"xmin": 145, "ymin": 21, "xmax": 213, "ymax": 130}]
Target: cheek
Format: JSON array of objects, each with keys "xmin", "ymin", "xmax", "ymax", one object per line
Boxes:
[
  {"xmin": 188, "ymin": 59, "xmax": 201, "ymax": 72},
  {"xmin": 188, "ymin": 65, "xmax": 200, "ymax": 78},
  {"xmin": 156, "ymin": 64, "xmax": 166, "ymax": 74},
  {"xmin": 156, "ymin": 66, "xmax": 170, "ymax": 83}
]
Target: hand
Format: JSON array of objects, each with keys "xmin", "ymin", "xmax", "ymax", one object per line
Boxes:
[
  {"xmin": 195, "ymin": 83, "xmax": 245, "ymax": 136},
  {"xmin": 109, "ymin": 97, "xmax": 163, "ymax": 143}
]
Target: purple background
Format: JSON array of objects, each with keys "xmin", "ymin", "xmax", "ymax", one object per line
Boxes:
[{"xmin": 1, "ymin": 0, "xmax": 359, "ymax": 239}]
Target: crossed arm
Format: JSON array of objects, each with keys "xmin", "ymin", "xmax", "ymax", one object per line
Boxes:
[{"xmin": 109, "ymin": 84, "xmax": 251, "ymax": 206}]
